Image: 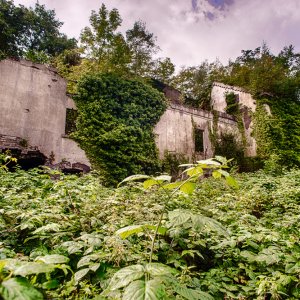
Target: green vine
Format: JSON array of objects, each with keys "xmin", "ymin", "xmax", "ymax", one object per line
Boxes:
[
  {"xmin": 252, "ymin": 103, "xmax": 274, "ymax": 159},
  {"xmin": 72, "ymin": 73, "xmax": 167, "ymax": 185},
  {"xmin": 209, "ymin": 109, "xmax": 247, "ymax": 169},
  {"xmin": 208, "ymin": 110, "xmax": 219, "ymax": 152},
  {"xmin": 225, "ymin": 92, "xmax": 239, "ymax": 115}
]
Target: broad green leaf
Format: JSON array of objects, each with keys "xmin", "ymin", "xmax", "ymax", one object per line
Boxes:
[
  {"xmin": 154, "ymin": 175, "xmax": 172, "ymax": 182},
  {"xmin": 0, "ymin": 277, "xmax": 43, "ymax": 300},
  {"xmin": 162, "ymin": 182, "xmax": 182, "ymax": 190},
  {"xmin": 145, "ymin": 263, "xmax": 177, "ymax": 276},
  {"xmin": 108, "ymin": 265, "xmax": 145, "ymax": 290},
  {"xmin": 116, "ymin": 225, "xmax": 144, "ymax": 239},
  {"xmin": 240, "ymin": 250, "xmax": 256, "ymax": 263},
  {"xmin": 181, "ymin": 250, "xmax": 204, "ymax": 260},
  {"xmin": 1, "ymin": 259, "xmax": 23, "ymax": 273},
  {"xmin": 14, "ymin": 262, "xmax": 55, "ymax": 276},
  {"xmin": 41, "ymin": 279, "xmax": 59, "ymax": 290},
  {"xmin": 285, "ymin": 262, "xmax": 300, "ymax": 274},
  {"xmin": 212, "ymin": 170, "xmax": 222, "ymax": 179},
  {"xmin": 180, "ymin": 182, "xmax": 196, "ymax": 194},
  {"xmin": 77, "ymin": 254, "xmax": 99, "ymax": 268},
  {"xmin": 196, "ymin": 159, "xmax": 221, "ymax": 166},
  {"xmin": 168, "ymin": 210, "xmax": 192, "ymax": 227},
  {"xmin": 214, "ymin": 156, "xmax": 228, "ymax": 164},
  {"xmin": 218, "ymin": 169, "xmax": 230, "ymax": 177},
  {"xmin": 60, "ymin": 241, "xmax": 84, "ymax": 255},
  {"xmin": 89, "ymin": 262, "xmax": 100, "ymax": 272},
  {"xmin": 122, "ymin": 279, "xmax": 165, "ymax": 300},
  {"xmin": 35, "ymin": 254, "xmax": 69, "ymax": 264},
  {"xmin": 116, "ymin": 225, "xmax": 167, "ymax": 239},
  {"xmin": 74, "ymin": 268, "xmax": 90, "ymax": 283},
  {"xmin": 225, "ymin": 176, "xmax": 239, "ymax": 189},
  {"xmin": 143, "ymin": 176, "xmax": 171, "ymax": 189},
  {"xmin": 255, "ymin": 247, "xmax": 281, "ymax": 265},
  {"xmin": 192, "ymin": 215, "xmax": 229, "ymax": 237},
  {"xmin": 143, "ymin": 179, "xmax": 159, "ymax": 189},
  {"xmin": 174, "ymin": 285, "xmax": 214, "ymax": 300},
  {"xmin": 79, "ymin": 233, "xmax": 102, "ymax": 246},
  {"xmin": 32, "ymin": 223, "xmax": 61, "ymax": 234},
  {"xmin": 186, "ymin": 166, "xmax": 203, "ymax": 177},
  {"xmin": 118, "ymin": 175, "xmax": 150, "ymax": 187},
  {"xmin": 145, "ymin": 225, "xmax": 167, "ymax": 236}
]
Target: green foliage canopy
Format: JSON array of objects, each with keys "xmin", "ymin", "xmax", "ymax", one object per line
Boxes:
[
  {"xmin": 221, "ymin": 44, "xmax": 300, "ymax": 166},
  {"xmin": 0, "ymin": 162, "xmax": 299, "ymax": 299},
  {"xmin": 0, "ymin": 0, "xmax": 76, "ymax": 61},
  {"xmin": 73, "ymin": 73, "xmax": 167, "ymax": 185}
]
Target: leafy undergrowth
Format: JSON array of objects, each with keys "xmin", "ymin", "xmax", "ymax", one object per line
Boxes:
[{"xmin": 0, "ymin": 166, "xmax": 299, "ymax": 299}]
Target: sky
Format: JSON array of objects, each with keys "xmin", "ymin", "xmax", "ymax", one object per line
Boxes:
[{"xmin": 13, "ymin": 0, "xmax": 300, "ymax": 68}]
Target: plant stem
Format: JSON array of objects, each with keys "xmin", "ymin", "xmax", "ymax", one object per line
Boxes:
[
  {"xmin": 149, "ymin": 211, "xmax": 164, "ymax": 263},
  {"xmin": 148, "ymin": 175, "xmax": 197, "ymax": 263}
]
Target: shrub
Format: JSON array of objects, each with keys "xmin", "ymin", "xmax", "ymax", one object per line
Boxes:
[{"xmin": 72, "ymin": 73, "xmax": 167, "ymax": 185}]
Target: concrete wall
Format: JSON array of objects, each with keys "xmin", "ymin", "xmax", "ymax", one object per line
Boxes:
[
  {"xmin": 0, "ymin": 59, "xmax": 259, "ymax": 168},
  {"xmin": 0, "ymin": 59, "xmax": 90, "ymax": 166},
  {"xmin": 211, "ymin": 82, "xmax": 257, "ymax": 113},
  {"xmin": 154, "ymin": 103, "xmax": 238, "ymax": 160},
  {"xmin": 211, "ymin": 82, "xmax": 257, "ymax": 156}
]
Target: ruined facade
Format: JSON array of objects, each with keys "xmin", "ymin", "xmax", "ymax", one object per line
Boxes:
[
  {"xmin": 154, "ymin": 103, "xmax": 237, "ymax": 160},
  {"xmin": 0, "ymin": 59, "xmax": 90, "ymax": 171},
  {"xmin": 154, "ymin": 82, "xmax": 257, "ymax": 160},
  {"xmin": 0, "ymin": 59, "xmax": 258, "ymax": 169},
  {"xmin": 211, "ymin": 82, "xmax": 257, "ymax": 157}
]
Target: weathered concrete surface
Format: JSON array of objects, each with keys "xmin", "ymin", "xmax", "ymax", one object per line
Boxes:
[
  {"xmin": 211, "ymin": 82, "xmax": 257, "ymax": 156},
  {"xmin": 154, "ymin": 103, "xmax": 238, "ymax": 160},
  {"xmin": 0, "ymin": 59, "xmax": 90, "ymax": 167},
  {"xmin": 0, "ymin": 59, "xmax": 259, "ymax": 166},
  {"xmin": 211, "ymin": 82, "xmax": 256, "ymax": 113},
  {"xmin": 0, "ymin": 134, "xmax": 46, "ymax": 169}
]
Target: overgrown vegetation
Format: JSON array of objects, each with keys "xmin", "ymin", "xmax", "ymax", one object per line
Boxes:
[
  {"xmin": 0, "ymin": 155, "xmax": 299, "ymax": 299},
  {"xmin": 72, "ymin": 73, "xmax": 167, "ymax": 185},
  {"xmin": 221, "ymin": 44, "xmax": 300, "ymax": 167},
  {"xmin": 2, "ymin": 1, "xmax": 299, "ymax": 171},
  {"xmin": 0, "ymin": 0, "xmax": 76, "ymax": 61},
  {"xmin": 225, "ymin": 92, "xmax": 239, "ymax": 115}
]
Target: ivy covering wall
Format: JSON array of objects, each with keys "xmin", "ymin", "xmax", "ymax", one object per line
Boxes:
[{"xmin": 72, "ymin": 73, "xmax": 167, "ymax": 185}]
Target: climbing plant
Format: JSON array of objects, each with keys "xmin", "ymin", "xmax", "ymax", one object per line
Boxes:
[
  {"xmin": 222, "ymin": 44, "xmax": 300, "ymax": 167},
  {"xmin": 72, "ymin": 73, "xmax": 167, "ymax": 185},
  {"xmin": 225, "ymin": 92, "xmax": 239, "ymax": 115}
]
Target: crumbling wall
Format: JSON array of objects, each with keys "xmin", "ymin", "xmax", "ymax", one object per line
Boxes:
[
  {"xmin": 154, "ymin": 103, "xmax": 237, "ymax": 160},
  {"xmin": 211, "ymin": 82, "xmax": 256, "ymax": 112},
  {"xmin": 0, "ymin": 59, "xmax": 90, "ymax": 168},
  {"xmin": 211, "ymin": 82, "xmax": 257, "ymax": 156}
]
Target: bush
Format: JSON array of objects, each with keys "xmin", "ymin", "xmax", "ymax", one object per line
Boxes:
[{"xmin": 72, "ymin": 73, "xmax": 167, "ymax": 185}]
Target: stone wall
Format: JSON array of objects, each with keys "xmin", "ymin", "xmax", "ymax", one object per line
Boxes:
[
  {"xmin": 154, "ymin": 103, "xmax": 238, "ymax": 160},
  {"xmin": 211, "ymin": 82, "xmax": 257, "ymax": 156},
  {"xmin": 211, "ymin": 82, "xmax": 257, "ymax": 112},
  {"xmin": 0, "ymin": 59, "xmax": 90, "ymax": 167},
  {"xmin": 0, "ymin": 59, "xmax": 259, "ymax": 169}
]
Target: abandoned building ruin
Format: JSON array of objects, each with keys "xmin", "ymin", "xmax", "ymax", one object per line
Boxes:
[
  {"xmin": 0, "ymin": 59, "xmax": 90, "ymax": 172},
  {"xmin": 0, "ymin": 59, "xmax": 257, "ymax": 171}
]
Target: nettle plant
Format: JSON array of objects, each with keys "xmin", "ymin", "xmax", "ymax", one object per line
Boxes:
[
  {"xmin": 102, "ymin": 156, "xmax": 238, "ymax": 299},
  {"xmin": 0, "ymin": 153, "xmax": 17, "ymax": 172}
]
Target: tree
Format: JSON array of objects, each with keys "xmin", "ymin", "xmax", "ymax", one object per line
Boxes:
[
  {"xmin": 151, "ymin": 57, "xmax": 175, "ymax": 84},
  {"xmin": 126, "ymin": 21, "xmax": 159, "ymax": 76},
  {"xmin": 80, "ymin": 4, "xmax": 130, "ymax": 73},
  {"xmin": 221, "ymin": 43, "xmax": 300, "ymax": 167},
  {"xmin": 172, "ymin": 60, "xmax": 226, "ymax": 108},
  {"xmin": 0, "ymin": 0, "xmax": 76, "ymax": 61},
  {"xmin": 0, "ymin": 0, "xmax": 27, "ymax": 58}
]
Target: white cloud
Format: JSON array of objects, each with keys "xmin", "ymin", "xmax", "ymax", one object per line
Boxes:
[{"xmin": 13, "ymin": 0, "xmax": 300, "ymax": 67}]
